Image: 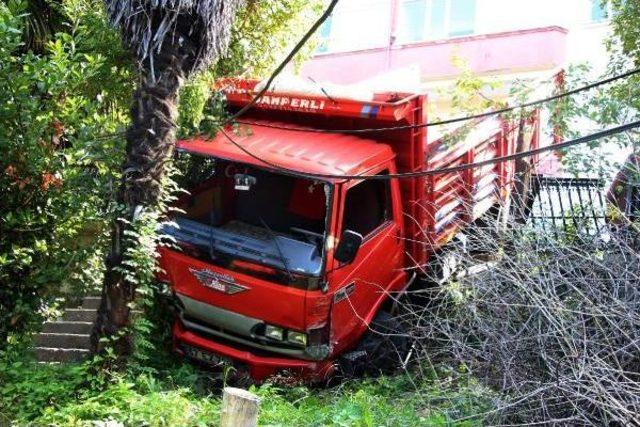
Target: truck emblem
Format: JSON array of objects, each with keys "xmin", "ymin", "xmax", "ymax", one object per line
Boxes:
[{"xmin": 189, "ymin": 268, "xmax": 249, "ymax": 295}]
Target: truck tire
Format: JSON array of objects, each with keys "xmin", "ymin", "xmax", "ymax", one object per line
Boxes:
[{"xmin": 338, "ymin": 311, "xmax": 410, "ymax": 378}]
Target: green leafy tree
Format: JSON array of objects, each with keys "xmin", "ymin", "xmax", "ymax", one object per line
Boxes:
[
  {"xmin": 0, "ymin": 0, "xmax": 324, "ymax": 354},
  {"xmin": 547, "ymin": 1, "xmax": 640, "ymax": 176},
  {"xmin": 610, "ymin": 0, "xmax": 640, "ymax": 66},
  {"xmin": 177, "ymin": 0, "xmax": 323, "ymax": 136},
  {"xmin": 0, "ymin": 1, "xmax": 133, "ymax": 345}
]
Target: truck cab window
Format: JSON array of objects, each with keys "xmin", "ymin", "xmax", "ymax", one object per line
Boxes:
[
  {"xmin": 165, "ymin": 161, "xmax": 328, "ymax": 288},
  {"xmin": 342, "ymin": 174, "xmax": 391, "ymax": 238}
]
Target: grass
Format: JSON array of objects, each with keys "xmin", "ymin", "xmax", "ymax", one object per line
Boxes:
[{"xmin": 0, "ymin": 345, "xmax": 493, "ymax": 426}]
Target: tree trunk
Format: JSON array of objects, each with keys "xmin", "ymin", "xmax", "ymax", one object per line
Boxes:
[
  {"xmin": 511, "ymin": 117, "xmax": 534, "ymax": 224},
  {"xmin": 91, "ymin": 37, "xmax": 194, "ymax": 361}
]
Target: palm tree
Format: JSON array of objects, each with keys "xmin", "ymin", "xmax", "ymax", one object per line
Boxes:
[{"xmin": 91, "ymin": 0, "xmax": 246, "ymax": 360}]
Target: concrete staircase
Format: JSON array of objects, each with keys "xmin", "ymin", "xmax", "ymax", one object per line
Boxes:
[{"xmin": 34, "ymin": 296, "xmax": 101, "ymax": 363}]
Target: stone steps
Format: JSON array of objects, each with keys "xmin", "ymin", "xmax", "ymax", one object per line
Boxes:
[
  {"xmin": 82, "ymin": 296, "xmax": 101, "ymax": 310},
  {"xmin": 34, "ymin": 347, "xmax": 90, "ymax": 363},
  {"xmin": 34, "ymin": 295, "xmax": 100, "ymax": 363},
  {"xmin": 61, "ymin": 308, "xmax": 98, "ymax": 322},
  {"xmin": 42, "ymin": 320, "xmax": 94, "ymax": 334},
  {"xmin": 36, "ymin": 333, "xmax": 91, "ymax": 349}
]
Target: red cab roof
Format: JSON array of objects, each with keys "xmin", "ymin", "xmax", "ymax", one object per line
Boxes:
[{"xmin": 177, "ymin": 121, "xmax": 394, "ymax": 179}]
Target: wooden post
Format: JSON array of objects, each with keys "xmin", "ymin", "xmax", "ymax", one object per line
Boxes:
[{"xmin": 220, "ymin": 387, "xmax": 261, "ymax": 427}]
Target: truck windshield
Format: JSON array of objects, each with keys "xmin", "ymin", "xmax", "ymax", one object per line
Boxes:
[{"xmin": 162, "ymin": 161, "xmax": 329, "ymax": 289}]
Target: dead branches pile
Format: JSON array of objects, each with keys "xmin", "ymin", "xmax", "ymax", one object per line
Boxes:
[{"xmin": 404, "ymin": 226, "xmax": 640, "ymax": 425}]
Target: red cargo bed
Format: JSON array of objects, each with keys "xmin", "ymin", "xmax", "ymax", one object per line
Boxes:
[{"xmin": 215, "ymin": 79, "xmax": 538, "ymax": 266}]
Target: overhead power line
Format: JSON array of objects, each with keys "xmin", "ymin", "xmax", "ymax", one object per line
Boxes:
[
  {"xmin": 95, "ymin": 66, "xmax": 639, "ymax": 143},
  {"xmin": 85, "ymin": 0, "xmax": 339, "ymax": 144},
  {"xmin": 230, "ymin": 67, "xmax": 640, "ymax": 134},
  {"xmin": 218, "ymin": 119, "xmax": 640, "ymax": 181},
  {"xmin": 222, "ymin": 0, "xmax": 340, "ymax": 125}
]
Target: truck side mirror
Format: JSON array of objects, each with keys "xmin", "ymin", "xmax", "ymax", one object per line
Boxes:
[{"xmin": 334, "ymin": 230, "xmax": 363, "ymax": 264}]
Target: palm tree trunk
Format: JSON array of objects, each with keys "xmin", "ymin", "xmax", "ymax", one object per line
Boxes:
[{"xmin": 91, "ymin": 37, "xmax": 194, "ymax": 360}]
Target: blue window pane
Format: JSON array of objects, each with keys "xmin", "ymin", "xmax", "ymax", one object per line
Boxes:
[
  {"xmin": 427, "ymin": 0, "xmax": 446, "ymax": 39},
  {"xmin": 316, "ymin": 15, "xmax": 333, "ymax": 53},
  {"xmin": 449, "ymin": 0, "xmax": 475, "ymax": 37},
  {"xmin": 402, "ymin": 0, "xmax": 427, "ymax": 42},
  {"xmin": 591, "ymin": 0, "xmax": 608, "ymax": 21}
]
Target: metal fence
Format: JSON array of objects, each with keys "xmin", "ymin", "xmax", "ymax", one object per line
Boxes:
[{"xmin": 528, "ymin": 175, "xmax": 607, "ymax": 237}]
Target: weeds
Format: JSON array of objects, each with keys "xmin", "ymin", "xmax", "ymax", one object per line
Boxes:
[{"xmin": 0, "ymin": 345, "xmax": 489, "ymax": 426}]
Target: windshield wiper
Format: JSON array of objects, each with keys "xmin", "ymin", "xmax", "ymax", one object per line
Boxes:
[
  {"xmin": 259, "ymin": 217, "xmax": 294, "ymax": 281},
  {"xmin": 208, "ymin": 210, "xmax": 227, "ymax": 262}
]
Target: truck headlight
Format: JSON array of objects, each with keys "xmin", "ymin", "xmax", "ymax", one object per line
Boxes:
[
  {"xmin": 287, "ymin": 331, "xmax": 307, "ymax": 346},
  {"xmin": 265, "ymin": 325, "xmax": 284, "ymax": 341}
]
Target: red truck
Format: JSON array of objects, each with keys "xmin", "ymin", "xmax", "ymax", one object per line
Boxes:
[{"xmin": 158, "ymin": 79, "xmax": 539, "ymax": 382}]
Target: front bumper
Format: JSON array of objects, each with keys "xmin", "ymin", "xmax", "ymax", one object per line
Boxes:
[{"xmin": 173, "ymin": 321, "xmax": 335, "ymax": 381}]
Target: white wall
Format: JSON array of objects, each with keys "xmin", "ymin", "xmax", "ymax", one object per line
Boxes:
[
  {"xmin": 321, "ymin": 0, "xmax": 608, "ymax": 51},
  {"xmin": 565, "ymin": 22, "xmax": 612, "ymax": 72}
]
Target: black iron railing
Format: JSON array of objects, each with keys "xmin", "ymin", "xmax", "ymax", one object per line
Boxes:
[{"xmin": 528, "ymin": 175, "xmax": 607, "ymax": 236}]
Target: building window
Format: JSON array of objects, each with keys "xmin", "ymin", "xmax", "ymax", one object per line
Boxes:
[
  {"xmin": 449, "ymin": 0, "xmax": 476, "ymax": 37},
  {"xmin": 591, "ymin": 0, "xmax": 611, "ymax": 22},
  {"xmin": 316, "ymin": 15, "xmax": 333, "ymax": 53},
  {"xmin": 314, "ymin": 0, "xmax": 392, "ymax": 54},
  {"xmin": 401, "ymin": 0, "xmax": 428, "ymax": 43},
  {"xmin": 398, "ymin": 0, "xmax": 476, "ymax": 43}
]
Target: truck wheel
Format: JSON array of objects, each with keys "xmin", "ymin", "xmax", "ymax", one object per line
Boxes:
[{"xmin": 338, "ymin": 311, "xmax": 410, "ymax": 378}]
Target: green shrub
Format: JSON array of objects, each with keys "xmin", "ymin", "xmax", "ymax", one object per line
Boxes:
[
  {"xmin": 0, "ymin": 1, "xmax": 134, "ymax": 344},
  {"xmin": 0, "ymin": 0, "xmax": 324, "ymax": 348}
]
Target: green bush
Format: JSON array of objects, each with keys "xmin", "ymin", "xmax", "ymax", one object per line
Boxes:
[
  {"xmin": 0, "ymin": 1, "xmax": 133, "ymax": 345},
  {"xmin": 0, "ymin": 0, "xmax": 324, "ymax": 348}
]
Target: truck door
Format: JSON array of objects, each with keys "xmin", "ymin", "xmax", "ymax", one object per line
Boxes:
[{"xmin": 328, "ymin": 169, "xmax": 405, "ymax": 354}]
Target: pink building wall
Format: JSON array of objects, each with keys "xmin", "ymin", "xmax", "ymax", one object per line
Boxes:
[{"xmin": 302, "ymin": 26, "xmax": 568, "ymax": 84}]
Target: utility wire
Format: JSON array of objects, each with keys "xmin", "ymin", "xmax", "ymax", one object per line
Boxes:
[
  {"xmin": 217, "ymin": 119, "xmax": 640, "ymax": 181},
  {"xmin": 222, "ymin": 0, "xmax": 340, "ymax": 124},
  {"xmin": 89, "ymin": 1, "xmax": 640, "ymax": 151},
  {"xmin": 89, "ymin": 65, "xmax": 635, "ymax": 142},
  {"xmin": 229, "ymin": 67, "xmax": 640, "ymax": 133},
  {"xmin": 84, "ymin": 0, "xmax": 339, "ymax": 143}
]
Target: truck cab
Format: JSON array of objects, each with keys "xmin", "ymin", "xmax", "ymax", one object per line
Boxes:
[{"xmin": 159, "ymin": 80, "xmax": 539, "ymax": 381}]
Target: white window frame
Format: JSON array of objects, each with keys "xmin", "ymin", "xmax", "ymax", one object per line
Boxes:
[
  {"xmin": 398, "ymin": 0, "xmax": 476, "ymax": 44},
  {"xmin": 315, "ymin": 0, "xmax": 392, "ymax": 54}
]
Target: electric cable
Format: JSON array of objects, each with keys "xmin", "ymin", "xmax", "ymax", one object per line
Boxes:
[
  {"xmin": 228, "ymin": 67, "xmax": 640, "ymax": 133},
  {"xmin": 85, "ymin": 0, "xmax": 339, "ymax": 143},
  {"xmin": 92, "ymin": 61, "xmax": 639, "ymax": 141},
  {"xmin": 222, "ymin": 0, "xmax": 340, "ymax": 125},
  {"xmin": 215, "ymin": 119, "xmax": 640, "ymax": 180},
  {"xmin": 220, "ymin": 0, "xmax": 639, "ymax": 131}
]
